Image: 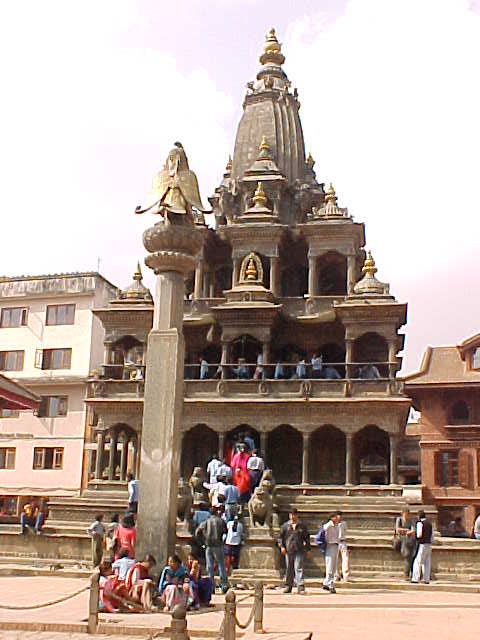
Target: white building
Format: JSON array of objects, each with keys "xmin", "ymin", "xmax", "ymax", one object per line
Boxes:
[{"xmin": 0, "ymin": 272, "xmax": 118, "ymax": 518}]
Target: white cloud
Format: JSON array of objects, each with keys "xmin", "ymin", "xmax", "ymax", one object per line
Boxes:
[{"xmin": 284, "ymin": 0, "xmax": 480, "ymax": 370}]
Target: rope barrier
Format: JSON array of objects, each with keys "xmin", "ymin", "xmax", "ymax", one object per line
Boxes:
[
  {"xmin": 233, "ymin": 597, "xmax": 256, "ymax": 630},
  {"xmin": 0, "ymin": 583, "xmax": 90, "ymax": 610}
]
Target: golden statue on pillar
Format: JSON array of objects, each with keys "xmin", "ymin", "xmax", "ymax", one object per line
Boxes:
[{"xmin": 135, "ymin": 142, "xmax": 209, "ymax": 225}]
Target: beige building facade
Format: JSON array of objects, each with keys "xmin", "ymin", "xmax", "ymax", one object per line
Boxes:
[{"xmin": 0, "ymin": 272, "xmax": 117, "ymax": 518}]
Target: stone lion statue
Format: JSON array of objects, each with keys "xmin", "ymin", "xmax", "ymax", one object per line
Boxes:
[
  {"xmin": 189, "ymin": 466, "xmax": 207, "ymax": 503},
  {"xmin": 248, "ymin": 486, "xmax": 273, "ymax": 528},
  {"xmin": 177, "ymin": 477, "xmax": 193, "ymax": 522},
  {"xmin": 259, "ymin": 469, "xmax": 276, "ymax": 496}
]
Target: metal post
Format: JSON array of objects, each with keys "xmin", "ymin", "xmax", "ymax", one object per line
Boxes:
[
  {"xmin": 87, "ymin": 571, "xmax": 99, "ymax": 634},
  {"xmin": 224, "ymin": 589, "xmax": 236, "ymax": 640},
  {"xmin": 169, "ymin": 604, "xmax": 188, "ymax": 640},
  {"xmin": 254, "ymin": 581, "xmax": 264, "ymax": 633}
]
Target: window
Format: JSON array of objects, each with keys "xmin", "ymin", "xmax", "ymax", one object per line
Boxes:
[
  {"xmin": 0, "ymin": 496, "xmax": 18, "ymax": 516},
  {"xmin": 0, "ymin": 409, "xmax": 19, "ymax": 418},
  {"xmin": 472, "ymin": 348, "xmax": 480, "ymax": 370},
  {"xmin": 0, "ymin": 448, "xmax": 16, "ymax": 469},
  {"xmin": 451, "ymin": 400, "xmax": 470, "ymax": 425},
  {"xmin": 36, "ymin": 396, "xmax": 68, "ymax": 418},
  {"xmin": 0, "ymin": 307, "xmax": 28, "ymax": 328},
  {"xmin": 35, "ymin": 348, "xmax": 71, "ymax": 370},
  {"xmin": 46, "ymin": 304, "xmax": 75, "ymax": 326},
  {"xmin": 33, "ymin": 447, "xmax": 63, "ymax": 469},
  {"xmin": 0, "ymin": 351, "xmax": 24, "ymax": 371},
  {"xmin": 435, "ymin": 450, "xmax": 459, "ymax": 486}
]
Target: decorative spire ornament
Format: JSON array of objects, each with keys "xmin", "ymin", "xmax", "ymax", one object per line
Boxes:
[
  {"xmin": 258, "ymin": 135, "xmax": 272, "ymax": 160},
  {"xmin": 245, "ymin": 257, "xmax": 258, "ymax": 280},
  {"xmin": 259, "ymin": 28, "xmax": 285, "ymax": 66},
  {"xmin": 353, "ymin": 250, "xmax": 390, "ymax": 297},
  {"xmin": 253, "ymin": 182, "xmax": 268, "ymax": 208}
]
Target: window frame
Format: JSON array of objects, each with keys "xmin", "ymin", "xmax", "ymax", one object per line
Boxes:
[
  {"xmin": 0, "ymin": 350, "xmax": 24, "ymax": 371},
  {"xmin": 35, "ymin": 348, "xmax": 72, "ymax": 370},
  {"xmin": 0, "ymin": 307, "xmax": 28, "ymax": 328},
  {"xmin": 472, "ymin": 348, "xmax": 480, "ymax": 371},
  {"xmin": 45, "ymin": 304, "xmax": 75, "ymax": 326},
  {"xmin": 435, "ymin": 449, "xmax": 459, "ymax": 486},
  {"xmin": 0, "ymin": 409, "xmax": 19, "ymax": 418},
  {"xmin": 0, "ymin": 448, "xmax": 16, "ymax": 470},
  {"xmin": 36, "ymin": 395, "xmax": 68, "ymax": 418},
  {"xmin": 33, "ymin": 446, "xmax": 64, "ymax": 470}
]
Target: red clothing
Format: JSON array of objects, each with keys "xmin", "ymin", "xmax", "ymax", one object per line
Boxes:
[
  {"xmin": 126, "ymin": 562, "xmax": 149, "ymax": 590},
  {"xmin": 115, "ymin": 525, "xmax": 136, "ymax": 559},
  {"xmin": 231, "ymin": 451, "xmax": 250, "ymax": 473},
  {"xmin": 233, "ymin": 468, "xmax": 250, "ymax": 495}
]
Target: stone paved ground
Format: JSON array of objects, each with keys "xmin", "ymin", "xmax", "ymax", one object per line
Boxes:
[{"xmin": 0, "ymin": 578, "xmax": 479, "ymax": 639}]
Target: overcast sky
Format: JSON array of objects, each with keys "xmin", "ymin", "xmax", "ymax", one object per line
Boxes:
[{"xmin": 1, "ymin": 0, "xmax": 479, "ymax": 373}]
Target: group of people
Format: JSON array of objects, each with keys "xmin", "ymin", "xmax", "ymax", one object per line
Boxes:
[{"xmin": 394, "ymin": 508, "xmax": 434, "ymax": 584}]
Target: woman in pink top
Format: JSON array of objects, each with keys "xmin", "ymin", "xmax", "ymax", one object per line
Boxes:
[
  {"xmin": 230, "ymin": 444, "xmax": 250, "ymax": 473},
  {"xmin": 115, "ymin": 513, "xmax": 136, "ymax": 560}
]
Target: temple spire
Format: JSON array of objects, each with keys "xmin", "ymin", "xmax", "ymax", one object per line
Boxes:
[
  {"xmin": 253, "ymin": 181, "xmax": 268, "ymax": 208},
  {"xmin": 259, "ymin": 28, "xmax": 285, "ymax": 66},
  {"xmin": 258, "ymin": 135, "xmax": 272, "ymax": 160}
]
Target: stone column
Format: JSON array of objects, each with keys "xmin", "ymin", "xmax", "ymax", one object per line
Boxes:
[
  {"xmin": 108, "ymin": 431, "xmax": 118, "ymax": 481},
  {"xmin": 136, "ymin": 223, "xmax": 202, "ymax": 564},
  {"xmin": 262, "ymin": 342, "xmax": 270, "ymax": 379},
  {"xmin": 194, "ymin": 252, "xmax": 204, "ymax": 299},
  {"xmin": 94, "ymin": 431, "xmax": 104, "ymax": 480},
  {"xmin": 260, "ymin": 432, "xmax": 267, "ymax": 463},
  {"xmin": 389, "ymin": 434, "xmax": 398, "ymax": 485},
  {"xmin": 221, "ymin": 342, "xmax": 230, "ymax": 379},
  {"xmin": 347, "ymin": 254, "xmax": 356, "ymax": 295},
  {"xmin": 388, "ymin": 340, "xmax": 397, "ymax": 379},
  {"xmin": 270, "ymin": 256, "xmax": 281, "ymax": 297},
  {"xmin": 218, "ymin": 432, "xmax": 225, "ymax": 459},
  {"xmin": 103, "ymin": 341, "xmax": 113, "ymax": 365},
  {"xmin": 233, "ymin": 257, "xmax": 241, "ymax": 287},
  {"xmin": 119, "ymin": 433, "xmax": 128, "ymax": 482},
  {"xmin": 308, "ymin": 255, "xmax": 318, "ymax": 297},
  {"xmin": 345, "ymin": 338, "xmax": 354, "ymax": 379},
  {"xmin": 302, "ymin": 432, "xmax": 310, "ymax": 484},
  {"xmin": 345, "ymin": 432, "xmax": 354, "ymax": 485}
]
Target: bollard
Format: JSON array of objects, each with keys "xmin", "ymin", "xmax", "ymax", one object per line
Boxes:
[
  {"xmin": 170, "ymin": 604, "xmax": 189, "ymax": 640},
  {"xmin": 224, "ymin": 589, "xmax": 236, "ymax": 640},
  {"xmin": 253, "ymin": 581, "xmax": 264, "ymax": 633},
  {"xmin": 87, "ymin": 571, "xmax": 99, "ymax": 634}
]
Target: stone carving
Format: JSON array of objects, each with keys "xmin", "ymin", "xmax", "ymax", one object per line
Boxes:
[
  {"xmin": 248, "ymin": 486, "xmax": 273, "ymax": 528},
  {"xmin": 239, "ymin": 252, "xmax": 264, "ymax": 284},
  {"xmin": 300, "ymin": 380, "xmax": 312, "ymax": 399},
  {"xmin": 259, "ymin": 469, "xmax": 276, "ymax": 495},
  {"xmin": 189, "ymin": 466, "xmax": 207, "ymax": 503},
  {"xmin": 177, "ymin": 477, "xmax": 193, "ymax": 522},
  {"xmin": 135, "ymin": 142, "xmax": 208, "ymax": 225}
]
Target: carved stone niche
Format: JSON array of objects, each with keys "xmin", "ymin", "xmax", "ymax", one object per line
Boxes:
[{"xmin": 239, "ymin": 252, "xmax": 264, "ymax": 285}]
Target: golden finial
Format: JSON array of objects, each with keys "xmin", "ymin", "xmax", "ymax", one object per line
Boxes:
[
  {"xmin": 258, "ymin": 135, "xmax": 272, "ymax": 159},
  {"xmin": 260, "ymin": 27, "xmax": 285, "ymax": 66},
  {"xmin": 362, "ymin": 250, "xmax": 378, "ymax": 276},
  {"xmin": 133, "ymin": 261, "xmax": 143, "ymax": 281},
  {"xmin": 326, "ymin": 183, "xmax": 337, "ymax": 205},
  {"xmin": 225, "ymin": 155, "xmax": 232, "ymax": 172},
  {"xmin": 253, "ymin": 181, "xmax": 268, "ymax": 208},
  {"xmin": 245, "ymin": 257, "xmax": 258, "ymax": 281},
  {"xmin": 306, "ymin": 152, "xmax": 315, "ymax": 169}
]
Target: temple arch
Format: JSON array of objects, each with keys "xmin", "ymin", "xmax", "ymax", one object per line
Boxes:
[
  {"xmin": 267, "ymin": 425, "xmax": 302, "ymax": 484},
  {"xmin": 181, "ymin": 424, "xmax": 218, "ymax": 481},
  {"xmin": 317, "ymin": 251, "xmax": 347, "ymax": 295},
  {"xmin": 309, "ymin": 425, "xmax": 346, "ymax": 484},
  {"xmin": 353, "ymin": 425, "xmax": 389, "ymax": 484},
  {"xmin": 353, "ymin": 332, "xmax": 388, "ymax": 377}
]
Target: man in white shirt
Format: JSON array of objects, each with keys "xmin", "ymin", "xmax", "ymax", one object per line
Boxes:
[
  {"xmin": 334, "ymin": 512, "xmax": 350, "ymax": 582},
  {"xmin": 411, "ymin": 510, "xmax": 434, "ymax": 584},
  {"xmin": 207, "ymin": 454, "xmax": 222, "ymax": 485},
  {"xmin": 322, "ymin": 512, "xmax": 340, "ymax": 593},
  {"xmin": 247, "ymin": 450, "xmax": 265, "ymax": 490},
  {"xmin": 473, "ymin": 512, "xmax": 480, "ymax": 540}
]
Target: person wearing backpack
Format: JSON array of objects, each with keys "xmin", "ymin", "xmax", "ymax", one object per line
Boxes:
[
  {"xmin": 318, "ymin": 512, "xmax": 341, "ymax": 594},
  {"xmin": 278, "ymin": 508, "xmax": 310, "ymax": 594},
  {"xmin": 195, "ymin": 506, "xmax": 229, "ymax": 593}
]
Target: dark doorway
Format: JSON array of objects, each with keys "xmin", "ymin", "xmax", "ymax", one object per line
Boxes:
[
  {"xmin": 181, "ymin": 424, "xmax": 218, "ymax": 481},
  {"xmin": 354, "ymin": 425, "xmax": 389, "ymax": 484},
  {"xmin": 267, "ymin": 425, "xmax": 302, "ymax": 484},
  {"xmin": 309, "ymin": 425, "xmax": 346, "ymax": 484}
]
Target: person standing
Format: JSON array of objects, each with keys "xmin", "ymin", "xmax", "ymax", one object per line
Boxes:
[
  {"xmin": 87, "ymin": 513, "xmax": 105, "ymax": 567},
  {"xmin": 335, "ymin": 512, "xmax": 350, "ymax": 582},
  {"xmin": 411, "ymin": 510, "xmax": 433, "ymax": 584},
  {"xmin": 199, "ymin": 355, "xmax": 210, "ymax": 380},
  {"xmin": 223, "ymin": 477, "xmax": 240, "ymax": 522},
  {"xmin": 395, "ymin": 507, "xmax": 416, "ymax": 580},
  {"xmin": 207, "ymin": 453, "xmax": 222, "ymax": 485},
  {"xmin": 278, "ymin": 508, "xmax": 310, "ymax": 594},
  {"xmin": 322, "ymin": 512, "xmax": 340, "ymax": 593},
  {"xmin": 115, "ymin": 513, "xmax": 137, "ymax": 560},
  {"xmin": 224, "ymin": 516, "xmax": 244, "ymax": 573},
  {"xmin": 196, "ymin": 506, "xmax": 229, "ymax": 593},
  {"xmin": 247, "ymin": 450, "xmax": 265, "ymax": 491},
  {"xmin": 127, "ymin": 473, "xmax": 139, "ymax": 513}
]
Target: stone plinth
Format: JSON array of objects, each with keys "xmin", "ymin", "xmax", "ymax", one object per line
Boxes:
[{"xmin": 136, "ymin": 222, "xmax": 202, "ymax": 566}]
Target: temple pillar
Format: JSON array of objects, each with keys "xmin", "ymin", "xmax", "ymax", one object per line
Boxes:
[
  {"xmin": 94, "ymin": 431, "xmax": 105, "ymax": 480},
  {"xmin": 388, "ymin": 340, "xmax": 397, "ymax": 379},
  {"xmin": 233, "ymin": 257, "xmax": 241, "ymax": 287},
  {"xmin": 218, "ymin": 432, "xmax": 225, "ymax": 459},
  {"xmin": 345, "ymin": 338, "xmax": 354, "ymax": 379},
  {"xmin": 103, "ymin": 341, "xmax": 113, "ymax": 365},
  {"xmin": 389, "ymin": 434, "xmax": 398, "ymax": 484},
  {"xmin": 108, "ymin": 431, "xmax": 118, "ymax": 481},
  {"xmin": 308, "ymin": 255, "xmax": 318, "ymax": 297},
  {"xmin": 302, "ymin": 432, "xmax": 310, "ymax": 484},
  {"xmin": 347, "ymin": 254, "xmax": 356, "ymax": 295},
  {"xmin": 262, "ymin": 342, "xmax": 270, "ymax": 379},
  {"xmin": 260, "ymin": 432, "xmax": 267, "ymax": 464},
  {"xmin": 119, "ymin": 433, "xmax": 128, "ymax": 482},
  {"xmin": 136, "ymin": 222, "xmax": 202, "ymax": 565},
  {"xmin": 221, "ymin": 342, "xmax": 230, "ymax": 379},
  {"xmin": 345, "ymin": 432, "xmax": 354, "ymax": 485},
  {"xmin": 194, "ymin": 259, "xmax": 204, "ymax": 299},
  {"xmin": 270, "ymin": 256, "xmax": 281, "ymax": 296}
]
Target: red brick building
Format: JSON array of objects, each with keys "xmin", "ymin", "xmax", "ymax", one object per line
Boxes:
[{"xmin": 404, "ymin": 333, "xmax": 480, "ymax": 532}]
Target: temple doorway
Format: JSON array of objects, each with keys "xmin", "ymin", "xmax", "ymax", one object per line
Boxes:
[
  {"xmin": 354, "ymin": 425, "xmax": 389, "ymax": 484},
  {"xmin": 181, "ymin": 424, "xmax": 218, "ymax": 481},
  {"xmin": 268, "ymin": 425, "xmax": 302, "ymax": 484},
  {"xmin": 225, "ymin": 425, "xmax": 260, "ymax": 463},
  {"xmin": 309, "ymin": 425, "xmax": 346, "ymax": 484}
]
